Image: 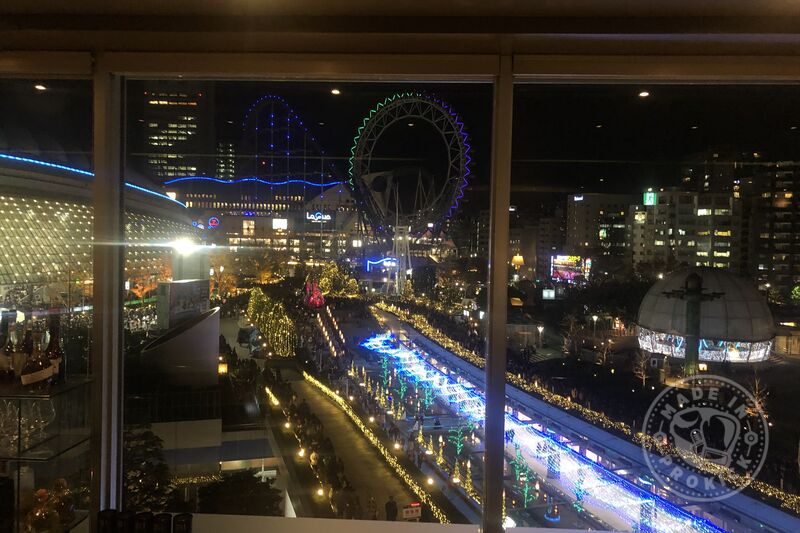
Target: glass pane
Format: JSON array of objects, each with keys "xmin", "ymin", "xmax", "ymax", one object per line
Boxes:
[
  {"xmin": 506, "ymin": 83, "xmax": 800, "ymax": 531},
  {"xmin": 121, "ymin": 80, "xmax": 492, "ymax": 524},
  {"xmin": 0, "ymin": 79, "xmax": 93, "ymax": 533}
]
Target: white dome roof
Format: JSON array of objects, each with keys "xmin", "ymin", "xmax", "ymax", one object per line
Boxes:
[{"xmin": 637, "ymin": 267, "xmax": 775, "ymax": 342}]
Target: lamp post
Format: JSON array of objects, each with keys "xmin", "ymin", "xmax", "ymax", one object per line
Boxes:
[
  {"xmin": 592, "ymin": 315, "xmax": 598, "ymax": 338},
  {"xmin": 537, "ymin": 325, "xmax": 544, "ymax": 347}
]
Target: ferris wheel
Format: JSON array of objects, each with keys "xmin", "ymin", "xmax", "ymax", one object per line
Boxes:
[
  {"xmin": 348, "ymin": 92, "xmax": 471, "ymax": 236},
  {"xmin": 348, "ymin": 92, "xmax": 471, "ymax": 294}
]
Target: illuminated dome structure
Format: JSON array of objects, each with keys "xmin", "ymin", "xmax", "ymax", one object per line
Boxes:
[
  {"xmin": 637, "ymin": 267, "xmax": 775, "ymax": 363},
  {"xmin": 0, "ymin": 153, "xmax": 196, "ymax": 288}
]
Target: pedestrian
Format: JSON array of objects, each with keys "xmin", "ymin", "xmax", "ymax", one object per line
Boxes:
[
  {"xmin": 367, "ymin": 496, "xmax": 378, "ymax": 520},
  {"xmin": 385, "ymin": 495, "xmax": 398, "ymax": 521}
]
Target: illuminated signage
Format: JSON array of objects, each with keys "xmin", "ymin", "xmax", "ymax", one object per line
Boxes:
[
  {"xmin": 306, "ymin": 211, "xmax": 332, "ymax": 223},
  {"xmin": 542, "ymin": 289, "xmax": 555, "ymax": 300},
  {"xmin": 207, "ymin": 216, "xmax": 220, "ymax": 228},
  {"xmin": 366, "ymin": 257, "xmax": 398, "ymax": 272},
  {"xmin": 643, "ymin": 191, "xmax": 657, "ymax": 206},
  {"xmin": 272, "ymin": 218, "xmax": 288, "ymax": 230},
  {"xmin": 573, "ymin": 195, "xmax": 584, "ymax": 202},
  {"xmin": 550, "ymin": 255, "xmax": 592, "ymax": 283}
]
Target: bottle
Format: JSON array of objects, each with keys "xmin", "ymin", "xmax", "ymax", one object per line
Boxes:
[
  {"xmin": 20, "ymin": 327, "xmax": 53, "ymax": 388},
  {"xmin": 23, "ymin": 489, "xmax": 60, "ymax": 533},
  {"xmin": 45, "ymin": 313, "xmax": 64, "ymax": 385},
  {"xmin": 12, "ymin": 323, "xmax": 27, "ymax": 379},
  {"xmin": 49, "ymin": 478, "xmax": 75, "ymax": 527},
  {"xmin": 22, "ymin": 321, "xmax": 34, "ymax": 355},
  {"xmin": 0, "ymin": 322, "xmax": 14, "ymax": 382}
]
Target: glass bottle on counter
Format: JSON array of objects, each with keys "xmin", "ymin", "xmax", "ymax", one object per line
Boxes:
[
  {"xmin": 20, "ymin": 327, "xmax": 53, "ymax": 388},
  {"xmin": 45, "ymin": 313, "xmax": 64, "ymax": 385},
  {"xmin": 0, "ymin": 322, "xmax": 14, "ymax": 382},
  {"xmin": 12, "ymin": 322, "xmax": 28, "ymax": 380},
  {"xmin": 23, "ymin": 489, "xmax": 60, "ymax": 533}
]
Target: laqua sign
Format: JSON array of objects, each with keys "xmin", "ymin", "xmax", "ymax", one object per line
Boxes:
[{"xmin": 306, "ymin": 211, "xmax": 332, "ymax": 223}]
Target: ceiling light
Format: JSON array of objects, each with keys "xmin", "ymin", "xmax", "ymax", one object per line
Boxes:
[
  {"xmin": 330, "ymin": 88, "xmax": 341, "ymax": 95},
  {"xmin": 407, "ymin": 122, "xmax": 415, "ymax": 127},
  {"xmin": 34, "ymin": 84, "xmax": 46, "ymax": 91},
  {"xmin": 638, "ymin": 91, "xmax": 650, "ymax": 98}
]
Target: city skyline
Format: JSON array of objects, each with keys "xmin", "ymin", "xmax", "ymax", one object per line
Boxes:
[{"xmin": 3, "ymin": 80, "xmax": 800, "ymax": 194}]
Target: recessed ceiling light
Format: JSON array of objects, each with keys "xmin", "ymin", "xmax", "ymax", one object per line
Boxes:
[
  {"xmin": 34, "ymin": 84, "xmax": 46, "ymax": 91},
  {"xmin": 638, "ymin": 91, "xmax": 650, "ymax": 98},
  {"xmin": 318, "ymin": 122, "xmax": 325, "ymax": 126},
  {"xmin": 691, "ymin": 125, "xmax": 699, "ymax": 130},
  {"xmin": 330, "ymin": 88, "xmax": 341, "ymax": 95},
  {"xmin": 595, "ymin": 124, "xmax": 603, "ymax": 129},
  {"xmin": 408, "ymin": 122, "xmax": 415, "ymax": 127}
]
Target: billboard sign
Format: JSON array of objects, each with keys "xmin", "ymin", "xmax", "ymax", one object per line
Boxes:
[{"xmin": 550, "ymin": 255, "xmax": 592, "ymax": 282}]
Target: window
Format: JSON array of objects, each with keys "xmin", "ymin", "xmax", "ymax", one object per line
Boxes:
[{"xmin": 242, "ymin": 219, "xmax": 255, "ymax": 236}]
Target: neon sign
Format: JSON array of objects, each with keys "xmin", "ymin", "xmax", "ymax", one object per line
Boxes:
[
  {"xmin": 365, "ymin": 257, "xmax": 398, "ymax": 272},
  {"xmin": 306, "ymin": 211, "xmax": 332, "ymax": 222},
  {"xmin": 573, "ymin": 195, "xmax": 584, "ymax": 201}
]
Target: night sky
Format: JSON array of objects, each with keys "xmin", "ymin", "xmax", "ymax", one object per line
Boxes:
[{"xmin": 3, "ymin": 79, "xmax": 800, "ymax": 200}]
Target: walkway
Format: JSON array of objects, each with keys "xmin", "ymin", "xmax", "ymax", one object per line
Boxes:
[{"xmin": 290, "ymin": 373, "xmax": 416, "ymax": 518}]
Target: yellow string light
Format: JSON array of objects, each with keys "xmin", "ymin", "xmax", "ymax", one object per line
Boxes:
[
  {"xmin": 373, "ymin": 302, "xmax": 800, "ymax": 513},
  {"xmin": 302, "ymin": 371, "xmax": 450, "ymax": 523}
]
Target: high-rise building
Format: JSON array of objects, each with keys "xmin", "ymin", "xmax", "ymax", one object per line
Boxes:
[
  {"xmin": 533, "ymin": 207, "xmax": 565, "ymax": 280},
  {"xmin": 131, "ymin": 81, "xmax": 215, "ymax": 181},
  {"xmin": 749, "ymin": 161, "xmax": 800, "ymax": 297},
  {"xmin": 629, "ymin": 189, "xmax": 744, "ymax": 275},
  {"xmin": 566, "ymin": 193, "xmax": 637, "ymax": 255},
  {"xmin": 215, "ymin": 141, "xmax": 236, "ymax": 179}
]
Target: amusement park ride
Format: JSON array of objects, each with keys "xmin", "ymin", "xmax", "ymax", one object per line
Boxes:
[{"xmin": 349, "ymin": 93, "xmax": 471, "ymax": 294}]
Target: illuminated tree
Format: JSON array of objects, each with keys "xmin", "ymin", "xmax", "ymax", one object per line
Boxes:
[
  {"xmin": 447, "ymin": 423, "xmax": 473, "ymax": 458},
  {"xmin": 747, "ymin": 374, "xmax": 770, "ymax": 419},
  {"xmin": 633, "ymin": 349, "xmax": 650, "ymax": 387},
  {"xmin": 595, "ymin": 340, "xmax": 611, "ymax": 367},
  {"xmin": 791, "ymin": 284, "xmax": 800, "ymax": 302},
  {"xmin": 248, "ymin": 288, "xmax": 296, "ymax": 357}
]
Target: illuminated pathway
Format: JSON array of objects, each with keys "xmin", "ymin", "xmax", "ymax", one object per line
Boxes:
[
  {"xmin": 370, "ymin": 308, "xmax": 800, "ymax": 533},
  {"xmin": 361, "ymin": 332, "xmax": 728, "ymax": 533}
]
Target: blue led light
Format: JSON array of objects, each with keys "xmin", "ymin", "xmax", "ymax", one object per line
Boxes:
[
  {"xmin": 361, "ymin": 332, "xmax": 725, "ymax": 533},
  {"xmin": 124, "ymin": 183, "xmax": 187, "ymax": 208},
  {"xmin": 365, "ymin": 257, "xmax": 398, "ymax": 272},
  {"xmin": 0, "ymin": 152, "xmax": 187, "ymax": 208},
  {"xmin": 163, "ymin": 176, "xmax": 344, "ymax": 188},
  {"xmin": 0, "ymin": 153, "xmax": 93, "ymax": 176}
]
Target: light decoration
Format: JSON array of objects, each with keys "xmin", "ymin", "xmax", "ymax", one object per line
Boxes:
[
  {"xmin": 361, "ymin": 332, "xmax": 725, "ymax": 533},
  {"xmin": 316, "ymin": 313, "xmax": 339, "ymax": 358},
  {"xmin": 171, "ymin": 474, "xmax": 223, "ymax": 486},
  {"xmin": 366, "ymin": 257, "xmax": 398, "ymax": 272},
  {"xmin": 374, "ymin": 303, "xmax": 800, "ymax": 513},
  {"xmin": 248, "ymin": 288, "xmax": 296, "ymax": 357},
  {"xmin": 302, "ymin": 371, "xmax": 450, "ymax": 523},
  {"xmin": 638, "ymin": 326, "xmax": 772, "ymax": 363},
  {"xmin": 264, "ymin": 386, "xmax": 281, "ymax": 407},
  {"xmin": 326, "ymin": 306, "xmax": 346, "ymax": 344},
  {"xmin": 163, "ymin": 175, "xmax": 344, "ymax": 188},
  {"xmin": 0, "ymin": 152, "xmax": 188, "ymax": 207},
  {"xmin": 348, "ymin": 92, "xmax": 471, "ymax": 224}
]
